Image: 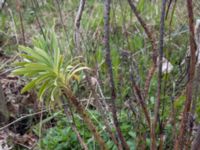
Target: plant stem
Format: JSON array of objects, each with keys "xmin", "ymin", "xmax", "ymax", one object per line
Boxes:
[
  {"xmin": 127, "ymin": 0, "xmax": 158, "ymax": 98},
  {"xmin": 104, "ymin": 0, "xmax": 130, "ymax": 149},
  {"xmin": 63, "ymin": 88, "xmax": 108, "ymax": 150},
  {"xmin": 74, "ymin": 0, "xmax": 86, "ymax": 53},
  {"xmin": 174, "ymin": 0, "xmax": 197, "ymax": 149},
  {"xmin": 151, "ymin": 0, "xmax": 167, "ymax": 149},
  {"xmin": 16, "ymin": 0, "xmax": 25, "ymax": 45},
  {"xmin": 61, "ymin": 96, "xmax": 88, "ymax": 150},
  {"xmin": 85, "ymin": 74, "xmax": 122, "ymax": 149}
]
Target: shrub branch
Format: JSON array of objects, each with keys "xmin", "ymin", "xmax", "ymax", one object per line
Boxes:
[{"xmin": 104, "ymin": 0, "xmax": 130, "ymax": 149}]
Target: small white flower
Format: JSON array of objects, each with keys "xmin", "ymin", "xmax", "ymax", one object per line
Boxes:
[
  {"xmin": 0, "ymin": 0, "xmax": 5, "ymax": 9},
  {"xmin": 157, "ymin": 57, "xmax": 173, "ymax": 74}
]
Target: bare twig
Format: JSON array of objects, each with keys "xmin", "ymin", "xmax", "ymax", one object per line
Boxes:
[
  {"xmin": 86, "ymin": 75, "xmax": 122, "ymax": 150},
  {"xmin": 132, "ymin": 83, "xmax": 151, "ymax": 127},
  {"xmin": 8, "ymin": 8, "xmax": 19, "ymax": 46},
  {"xmin": 165, "ymin": 0, "xmax": 173, "ymax": 20},
  {"xmin": 127, "ymin": 0, "xmax": 158, "ymax": 98},
  {"xmin": 0, "ymin": 82, "xmax": 9, "ymax": 123},
  {"xmin": 151, "ymin": 0, "xmax": 167, "ymax": 149},
  {"xmin": 174, "ymin": 0, "xmax": 197, "ymax": 149},
  {"xmin": 31, "ymin": 0, "xmax": 46, "ymax": 41},
  {"xmin": 104, "ymin": 0, "xmax": 130, "ymax": 149},
  {"xmin": 169, "ymin": 0, "xmax": 177, "ymax": 27},
  {"xmin": 127, "ymin": 0, "xmax": 157, "ymax": 62},
  {"xmin": 128, "ymin": 57, "xmax": 151, "ymax": 127},
  {"xmin": 61, "ymin": 97, "xmax": 88, "ymax": 150},
  {"xmin": 16, "ymin": 0, "xmax": 25, "ymax": 45},
  {"xmin": 74, "ymin": 0, "xmax": 86, "ymax": 53},
  {"xmin": 38, "ymin": 101, "xmax": 44, "ymax": 147},
  {"xmin": 63, "ymin": 88, "xmax": 108, "ymax": 150},
  {"xmin": 0, "ymin": 109, "xmax": 48, "ymax": 131},
  {"xmin": 191, "ymin": 125, "xmax": 200, "ymax": 150},
  {"xmin": 55, "ymin": 0, "xmax": 69, "ymax": 43}
]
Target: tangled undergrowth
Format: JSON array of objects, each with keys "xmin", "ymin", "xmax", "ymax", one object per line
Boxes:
[{"xmin": 0, "ymin": 0, "xmax": 200, "ymax": 150}]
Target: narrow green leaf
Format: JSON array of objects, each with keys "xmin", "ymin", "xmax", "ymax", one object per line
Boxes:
[
  {"xmin": 12, "ymin": 68, "xmax": 38, "ymax": 76},
  {"xmin": 21, "ymin": 79, "xmax": 37, "ymax": 93},
  {"xmin": 38, "ymin": 80, "xmax": 50, "ymax": 101},
  {"xmin": 24, "ymin": 63, "xmax": 52, "ymax": 71},
  {"xmin": 34, "ymin": 47, "xmax": 53, "ymax": 66},
  {"xmin": 50, "ymin": 86, "xmax": 58, "ymax": 101},
  {"xmin": 13, "ymin": 62, "xmax": 28, "ymax": 67},
  {"xmin": 19, "ymin": 45, "xmax": 51, "ymax": 65},
  {"xmin": 67, "ymin": 66, "xmax": 90, "ymax": 81}
]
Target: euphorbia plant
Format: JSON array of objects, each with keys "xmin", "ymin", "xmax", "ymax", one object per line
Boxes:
[{"xmin": 12, "ymin": 29, "xmax": 107, "ymax": 150}]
